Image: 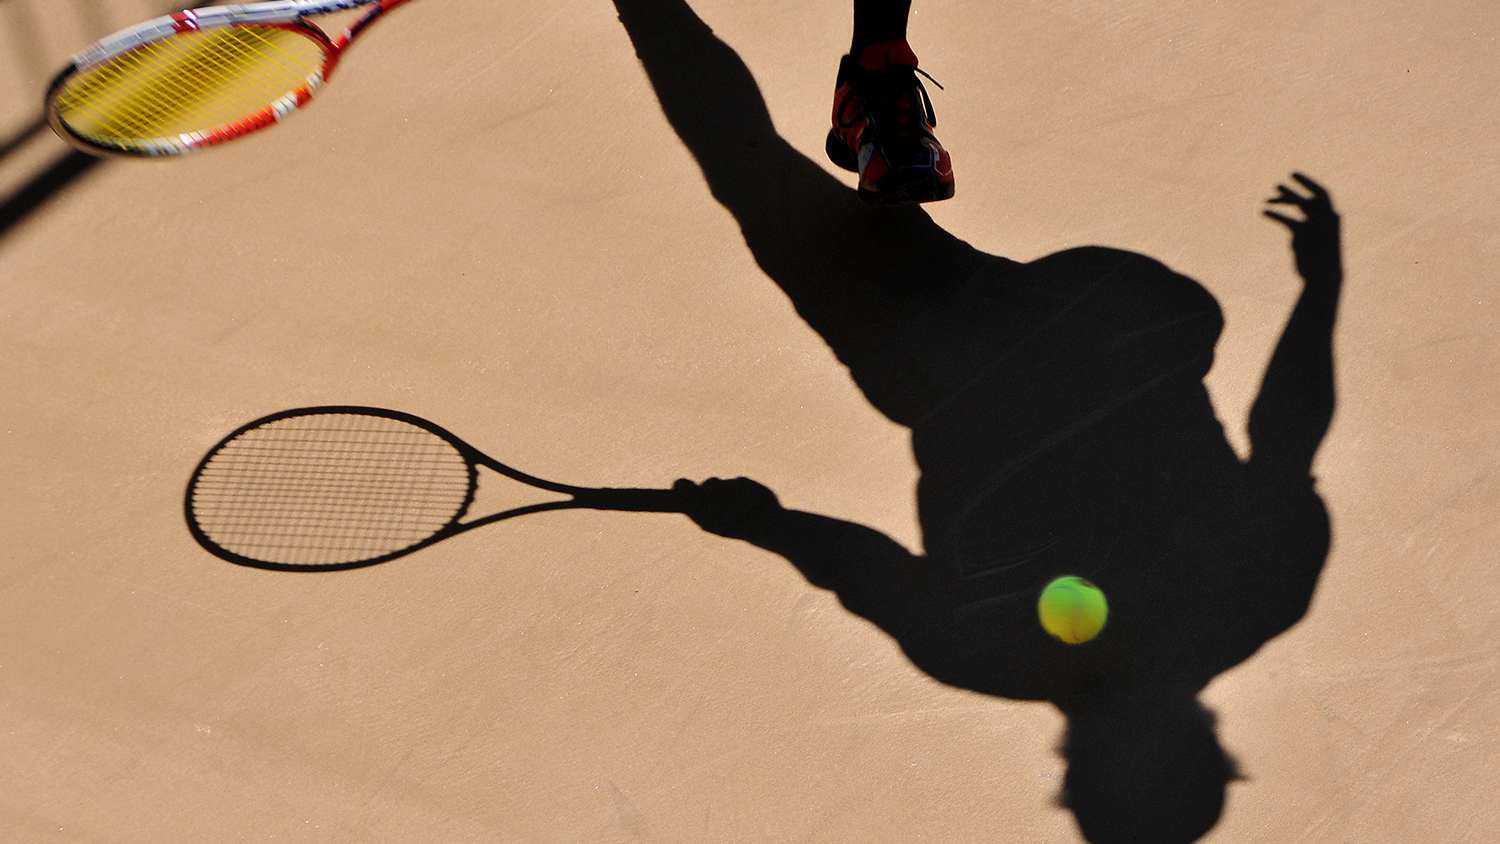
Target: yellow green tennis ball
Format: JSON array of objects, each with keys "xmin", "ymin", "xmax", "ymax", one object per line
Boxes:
[{"xmin": 1038, "ymin": 576, "xmax": 1108, "ymax": 644}]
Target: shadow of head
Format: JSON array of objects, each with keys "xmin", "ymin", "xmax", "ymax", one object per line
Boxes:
[{"xmin": 1059, "ymin": 696, "xmax": 1242, "ymax": 844}]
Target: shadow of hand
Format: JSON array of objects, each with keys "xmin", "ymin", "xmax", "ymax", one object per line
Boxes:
[
  {"xmin": 1266, "ymin": 172, "xmax": 1343, "ymax": 284},
  {"xmin": 672, "ymin": 477, "xmax": 782, "ymax": 538}
]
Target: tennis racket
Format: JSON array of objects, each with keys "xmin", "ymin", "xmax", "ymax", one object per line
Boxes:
[
  {"xmin": 46, "ymin": 0, "xmax": 411, "ymax": 157},
  {"xmin": 186, "ymin": 406, "xmax": 684, "ymax": 572}
]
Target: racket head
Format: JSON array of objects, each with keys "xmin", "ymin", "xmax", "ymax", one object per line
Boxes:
[
  {"xmin": 186, "ymin": 406, "xmax": 481, "ymax": 571},
  {"xmin": 47, "ymin": 14, "xmax": 336, "ymax": 157}
]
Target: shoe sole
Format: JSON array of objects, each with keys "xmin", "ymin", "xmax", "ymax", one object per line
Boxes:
[
  {"xmin": 858, "ymin": 173, "xmax": 955, "ymax": 206},
  {"xmin": 826, "ymin": 129, "xmax": 954, "ymax": 205}
]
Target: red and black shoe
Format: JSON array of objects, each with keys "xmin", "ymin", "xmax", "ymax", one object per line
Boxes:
[{"xmin": 827, "ymin": 40, "xmax": 954, "ymax": 206}]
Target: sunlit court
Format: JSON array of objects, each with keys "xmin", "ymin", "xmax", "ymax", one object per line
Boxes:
[{"xmin": 2, "ymin": 1, "xmax": 1496, "ymax": 841}]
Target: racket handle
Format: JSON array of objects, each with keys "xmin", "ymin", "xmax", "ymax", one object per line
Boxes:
[{"xmin": 571, "ymin": 486, "xmax": 685, "ymax": 513}]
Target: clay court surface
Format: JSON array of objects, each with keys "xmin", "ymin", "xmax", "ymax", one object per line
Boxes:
[{"xmin": 2, "ymin": 1, "xmax": 1497, "ymax": 840}]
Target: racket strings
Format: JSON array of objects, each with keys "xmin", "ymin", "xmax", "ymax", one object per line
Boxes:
[
  {"xmin": 85, "ymin": 28, "xmax": 315, "ymax": 131},
  {"xmin": 97, "ymin": 28, "xmax": 317, "ymax": 140},
  {"xmin": 106, "ymin": 29, "xmax": 304, "ymax": 134},
  {"xmin": 191, "ymin": 414, "xmax": 475, "ymax": 567},
  {"xmin": 73, "ymin": 36, "xmax": 254, "ymax": 137},
  {"xmin": 54, "ymin": 25, "xmax": 328, "ymax": 151}
]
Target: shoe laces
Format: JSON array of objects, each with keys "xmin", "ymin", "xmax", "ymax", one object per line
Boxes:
[
  {"xmin": 868, "ymin": 65, "xmax": 942, "ymax": 132},
  {"xmin": 912, "ymin": 67, "xmax": 942, "ymax": 127}
]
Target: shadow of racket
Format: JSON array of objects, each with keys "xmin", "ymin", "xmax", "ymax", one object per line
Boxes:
[{"xmin": 186, "ymin": 406, "xmax": 683, "ymax": 572}]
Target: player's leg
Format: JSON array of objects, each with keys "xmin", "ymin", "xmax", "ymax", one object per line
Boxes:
[
  {"xmin": 851, "ymin": 0, "xmax": 912, "ymax": 51},
  {"xmin": 828, "ymin": 0, "xmax": 955, "ymax": 205}
]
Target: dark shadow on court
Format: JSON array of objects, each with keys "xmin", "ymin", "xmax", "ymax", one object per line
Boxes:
[
  {"xmin": 0, "ymin": 0, "xmax": 200, "ymax": 243},
  {"xmin": 0, "ymin": 118, "xmax": 104, "ymax": 245},
  {"xmin": 0, "ymin": 0, "xmax": 113, "ymax": 242},
  {"xmin": 613, "ymin": 1, "xmax": 1343, "ymax": 842},
  {"xmin": 0, "ymin": 144, "xmax": 102, "ymax": 242}
]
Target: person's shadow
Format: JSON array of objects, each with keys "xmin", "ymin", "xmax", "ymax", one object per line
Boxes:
[{"xmin": 611, "ymin": 1, "xmax": 1343, "ymax": 841}]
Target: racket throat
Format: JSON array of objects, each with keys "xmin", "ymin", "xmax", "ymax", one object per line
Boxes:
[{"xmin": 468, "ymin": 462, "xmax": 574, "ymax": 521}]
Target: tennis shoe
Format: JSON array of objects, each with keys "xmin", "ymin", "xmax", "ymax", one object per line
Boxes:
[{"xmin": 827, "ymin": 40, "xmax": 954, "ymax": 205}]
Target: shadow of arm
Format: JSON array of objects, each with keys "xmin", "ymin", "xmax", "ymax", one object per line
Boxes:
[
  {"xmin": 1249, "ymin": 175, "xmax": 1343, "ymax": 475},
  {"xmin": 675, "ymin": 478, "xmax": 939, "ymax": 632}
]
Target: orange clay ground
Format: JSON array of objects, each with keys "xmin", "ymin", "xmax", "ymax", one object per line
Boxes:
[{"xmin": 2, "ymin": 1, "xmax": 1497, "ymax": 841}]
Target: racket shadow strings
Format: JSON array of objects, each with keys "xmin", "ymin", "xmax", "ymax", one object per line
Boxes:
[{"xmin": 190, "ymin": 412, "xmax": 476, "ymax": 567}]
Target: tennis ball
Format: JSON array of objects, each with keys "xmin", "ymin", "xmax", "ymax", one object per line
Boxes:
[{"xmin": 1038, "ymin": 576, "xmax": 1108, "ymax": 644}]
